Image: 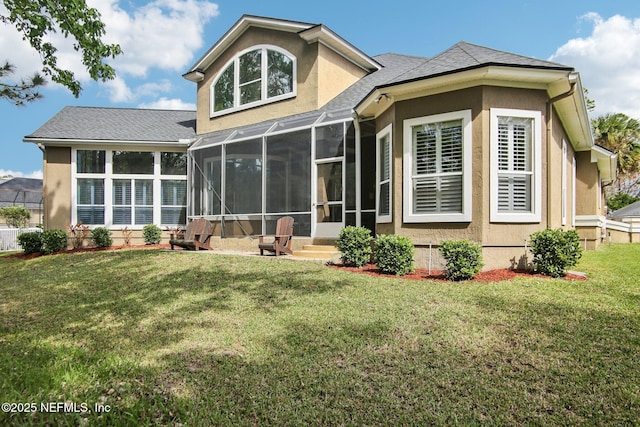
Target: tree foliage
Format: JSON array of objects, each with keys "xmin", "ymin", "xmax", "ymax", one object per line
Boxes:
[
  {"xmin": 0, "ymin": 205, "xmax": 30, "ymax": 228},
  {"xmin": 606, "ymin": 192, "xmax": 639, "ymax": 213},
  {"xmin": 0, "ymin": 61, "xmax": 45, "ymax": 106},
  {"xmin": 1, "ymin": 0, "xmax": 122, "ymax": 104},
  {"xmin": 592, "ymin": 113, "xmax": 640, "ymax": 177}
]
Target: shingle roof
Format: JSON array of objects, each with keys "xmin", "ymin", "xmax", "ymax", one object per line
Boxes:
[
  {"xmin": 25, "ymin": 107, "xmax": 196, "ymax": 142},
  {"xmin": 386, "ymin": 41, "xmax": 572, "ymax": 85},
  {"xmin": 609, "ymin": 200, "xmax": 640, "ymax": 219},
  {"xmin": 0, "ymin": 178, "xmax": 42, "ymax": 209}
]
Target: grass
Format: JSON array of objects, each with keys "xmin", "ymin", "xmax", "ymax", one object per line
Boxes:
[{"xmin": 0, "ymin": 244, "xmax": 638, "ymax": 425}]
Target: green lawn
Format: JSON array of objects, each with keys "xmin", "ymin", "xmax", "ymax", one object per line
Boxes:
[{"xmin": 0, "ymin": 244, "xmax": 638, "ymax": 425}]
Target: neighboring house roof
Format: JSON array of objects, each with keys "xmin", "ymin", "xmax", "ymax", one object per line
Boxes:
[
  {"xmin": 24, "ymin": 106, "xmax": 197, "ymax": 144},
  {"xmin": 609, "ymin": 200, "xmax": 640, "ymax": 219},
  {"xmin": 0, "ymin": 177, "xmax": 43, "ymax": 209}
]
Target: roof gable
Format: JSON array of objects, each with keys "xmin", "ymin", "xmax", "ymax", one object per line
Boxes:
[{"xmin": 184, "ymin": 15, "xmax": 379, "ymax": 81}]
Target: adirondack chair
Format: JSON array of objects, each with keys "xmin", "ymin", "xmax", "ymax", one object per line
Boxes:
[
  {"xmin": 169, "ymin": 218, "xmax": 213, "ymax": 251},
  {"xmin": 258, "ymin": 216, "xmax": 294, "ymax": 256}
]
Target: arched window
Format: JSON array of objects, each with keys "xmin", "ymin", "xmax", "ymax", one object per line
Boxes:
[{"xmin": 211, "ymin": 45, "xmax": 296, "ymax": 115}]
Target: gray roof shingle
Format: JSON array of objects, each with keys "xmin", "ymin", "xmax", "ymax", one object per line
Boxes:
[
  {"xmin": 609, "ymin": 200, "xmax": 640, "ymax": 219},
  {"xmin": 26, "ymin": 107, "xmax": 196, "ymax": 142}
]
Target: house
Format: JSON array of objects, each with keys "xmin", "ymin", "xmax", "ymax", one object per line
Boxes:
[
  {"xmin": 0, "ymin": 177, "xmax": 43, "ymax": 227},
  {"xmin": 25, "ymin": 15, "xmax": 622, "ymax": 269},
  {"xmin": 604, "ymin": 200, "xmax": 640, "ymax": 243}
]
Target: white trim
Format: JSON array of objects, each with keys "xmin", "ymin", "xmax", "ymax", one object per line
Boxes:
[
  {"xmin": 376, "ymin": 123, "xmax": 393, "ymax": 223},
  {"xmin": 403, "ymin": 110, "xmax": 472, "ymax": 223},
  {"xmin": 490, "ymin": 108, "xmax": 542, "ymax": 223},
  {"xmin": 210, "ymin": 45, "xmax": 297, "ymax": 118},
  {"xmin": 572, "ymin": 157, "xmax": 577, "ymax": 227},
  {"xmin": 562, "ymin": 140, "xmax": 567, "ymax": 226}
]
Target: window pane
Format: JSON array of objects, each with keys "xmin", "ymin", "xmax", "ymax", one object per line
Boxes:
[
  {"xmin": 113, "ymin": 207, "xmax": 131, "ymax": 225},
  {"xmin": 316, "ymin": 123, "xmax": 344, "ymax": 159},
  {"xmin": 135, "ymin": 180, "xmax": 153, "ymax": 205},
  {"xmin": 77, "ymin": 207, "xmax": 104, "ymax": 224},
  {"xmin": 135, "ymin": 207, "xmax": 153, "ymax": 225},
  {"xmin": 77, "ymin": 150, "xmax": 105, "ymax": 173},
  {"xmin": 113, "ymin": 151, "xmax": 154, "ymax": 174},
  {"xmin": 240, "ymin": 80, "xmax": 261, "ymax": 105},
  {"xmin": 240, "ymin": 50, "xmax": 261, "ymax": 83},
  {"xmin": 266, "ymin": 129, "xmax": 311, "ymax": 213},
  {"xmin": 379, "ymin": 182, "xmax": 390, "ymax": 216},
  {"xmin": 225, "ymin": 139, "xmax": 262, "ymax": 214},
  {"xmin": 161, "ymin": 152, "xmax": 187, "ymax": 175},
  {"xmin": 214, "ymin": 64, "xmax": 235, "ymax": 112},
  {"xmin": 162, "ymin": 180, "xmax": 187, "ymax": 205},
  {"xmin": 498, "ymin": 175, "xmax": 531, "ymax": 212},
  {"xmin": 113, "ymin": 179, "xmax": 131, "ymax": 205},
  {"xmin": 77, "ymin": 179, "xmax": 104, "ymax": 204},
  {"xmin": 161, "ymin": 207, "xmax": 186, "ymax": 225},
  {"xmin": 267, "ymin": 50, "xmax": 293, "ymax": 97}
]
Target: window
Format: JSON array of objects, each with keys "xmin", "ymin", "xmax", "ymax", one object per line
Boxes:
[
  {"xmin": 74, "ymin": 150, "xmax": 187, "ymax": 227},
  {"xmin": 403, "ymin": 110, "xmax": 472, "ymax": 223},
  {"xmin": 212, "ymin": 45, "xmax": 295, "ymax": 115},
  {"xmin": 490, "ymin": 108, "xmax": 542, "ymax": 223},
  {"xmin": 376, "ymin": 124, "xmax": 392, "ymax": 223}
]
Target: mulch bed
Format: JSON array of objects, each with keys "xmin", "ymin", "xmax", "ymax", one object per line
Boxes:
[
  {"xmin": 4, "ymin": 244, "xmax": 174, "ymax": 260},
  {"xmin": 329, "ymin": 263, "xmax": 587, "ymax": 283}
]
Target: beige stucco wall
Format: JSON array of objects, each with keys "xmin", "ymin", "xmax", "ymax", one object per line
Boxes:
[
  {"xmin": 195, "ymin": 27, "xmax": 367, "ymax": 135},
  {"xmin": 374, "ymin": 86, "xmax": 596, "ymax": 270},
  {"xmin": 43, "ymin": 147, "xmax": 72, "ymax": 231}
]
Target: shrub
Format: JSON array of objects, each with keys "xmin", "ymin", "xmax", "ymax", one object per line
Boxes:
[
  {"xmin": 91, "ymin": 227, "xmax": 113, "ymax": 248},
  {"xmin": 529, "ymin": 228, "xmax": 582, "ymax": 277},
  {"xmin": 439, "ymin": 240, "xmax": 484, "ymax": 281},
  {"xmin": 374, "ymin": 234, "xmax": 415, "ymax": 276},
  {"xmin": 68, "ymin": 223, "xmax": 90, "ymax": 249},
  {"xmin": 143, "ymin": 224, "xmax": 162, "ymax": 244},
  {"xmin": 336, "ymin": 226, "xmax": 373, "ymax": 267},
  {"xmin": 17, "ymin": 231, "xmax": 43, "ymax": 254},
  {"xmin": 0, "ymin": 206, "xmax": 30, "ymax": 228},
  {"xmin": 41, "ymin": 229, "xmax": 68, "ymax": 254}
]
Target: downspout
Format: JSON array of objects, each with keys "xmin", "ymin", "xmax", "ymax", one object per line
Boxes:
[{"xmin": 546, "ymin": 75, "xmax": 577, "ymax": 228}]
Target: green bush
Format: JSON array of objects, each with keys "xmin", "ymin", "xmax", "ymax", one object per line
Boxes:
[
  {"xmin": 91, "ymin": 227, "xmax": 113, "ymax": 248},
  {"xmin": 17, "ymin": 231, "xmax": 43, "ymax": 254},
  {"xmin": 529, "ymin": 228, "xmax": 582, "ymax": 277},
  {"xmin": 143, "ymin": 224, "xmax": 162, "ymax": 244},
  {"xmin": 374, "ymin": 234, "xmax": 415, "ymax": 276},
  {"xmin": 41, "ymin": 229, "xmax": 68, "ymax": 254},
  {"xmin": 0, "ymin": 206, "xmax": 30, "ymax": 228},
  {"xmin": 439, "ymin": 240, "xmax": 484, "ymax": 281},
  {"xmin": 336, "ymin": 226, "xmax": 373, "ymax": 267}
]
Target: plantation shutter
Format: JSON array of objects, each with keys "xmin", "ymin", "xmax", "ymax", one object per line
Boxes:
[
  {"xmin": 378, "ymin": 134, "xmax": 391, "ymax": 217},
  {"xmin": 497, "ymin": 118, "xmax": 532, "ymax": 213},
  {"xmin": 412, "ymin": 120, "xmax": 463, "ymax": 214},
  {"xmin": 113, "ymin": 179, "xmax": 132, "ymax": 225},
  {"xmin": 135, "ymin": 180, "xmax": 154, "ymax": 225}
]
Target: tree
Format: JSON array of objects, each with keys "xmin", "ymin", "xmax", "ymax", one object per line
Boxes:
[
  {"xmin": 591, "ymin": 113, "xmax": 640, "ymax": 193},
  {"xmin": 0, "ymin": 206, "xmax": 30, "ymax": 228},
  {"xmin": 0, "ymin": 0, "xmax": 122, "ymax": 105},
  {"xmin": 606, "ymin": 192, "xmax": 639, "ymax": 212}
]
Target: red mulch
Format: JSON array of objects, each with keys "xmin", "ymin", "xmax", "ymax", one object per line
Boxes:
[
  {"xmin": 4, "ymin": 244, "xmax": 173, "ymax": 260},
  {"xmin": 329, "ymin": 263, "xmax": 587, "ymax": 283}
]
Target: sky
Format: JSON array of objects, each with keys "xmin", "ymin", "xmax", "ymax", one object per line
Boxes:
[{"xmin": 2, "ymin": 0, "xmax": 640, "ymax": 178}]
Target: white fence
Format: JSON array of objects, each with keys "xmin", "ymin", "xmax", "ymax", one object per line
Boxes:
[{"xmin": 0, "ymin": 228, "xmax": 42, "ymax": 251}]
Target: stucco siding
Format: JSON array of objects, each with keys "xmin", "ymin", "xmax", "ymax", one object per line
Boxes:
[{"xmin": 43, "ymin": 147, "xmax": 72, "ymax": 231}]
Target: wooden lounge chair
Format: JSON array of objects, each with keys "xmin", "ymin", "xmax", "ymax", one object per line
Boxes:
[
  {"xmin": 170, "ymin": 218, "xmax": 213, "ymax": 251},
  {"xmin": 258, "ymin": 216, "xmax": 294, "ymax": 256}
]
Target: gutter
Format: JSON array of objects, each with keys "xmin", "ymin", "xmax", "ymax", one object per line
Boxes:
[{"xmin": 546, "ymin": 73, "xmax": 577, "ymax": 227}]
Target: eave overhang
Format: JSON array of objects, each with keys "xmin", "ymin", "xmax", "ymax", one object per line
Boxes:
[
  {"xmin": 591, "ymin": 144, "xmax": 617, "ymax": 183},
  {"xmin": 183, "ymin": 15, "xmax": 380, "ymax": 80},
  {"xmin": 23, "ymin": 137, "xmax": 192, "ymax": 148}
]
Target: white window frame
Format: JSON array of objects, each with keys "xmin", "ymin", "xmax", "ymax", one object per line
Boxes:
[
  {"xmin": 490, "ymin": 108, "xmax": 542, "ymax": 223},
  {"xmin": 572, "ymin": 157, "xmax": 577, "ymax": 227},
  {"xmin": 376, "ymin": 124, "xmax": 393, "ymax": 223},
  {"xmin": 72, "ymin": 149, "xmax": 187, "ymax": 229},
  {"xmin": 403, "ymin": 110, "xmax": 472, "ymax": 223},
  {"xmin": 210, "ymin": 45, "xmax": 297, "ymax": 117}
]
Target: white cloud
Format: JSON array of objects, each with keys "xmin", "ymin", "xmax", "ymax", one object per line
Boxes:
[
  {"xmin": 0, "ymin": 0, "xmax": 218, "ymax": 102},
  {"xmin": 0, "ymin": 169, "xmax": 43, "ymax": 179},
  {"xmin": 138, "ymin": 97, "xmax": 196, "ymax": 110},
  {"xmin": 550, "ymin": 13, "xmax": 640, "ymax": 118}
]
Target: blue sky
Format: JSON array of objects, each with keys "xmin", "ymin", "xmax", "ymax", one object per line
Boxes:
[{"xmin": 2, "ymin": 0, "xmax": 640, "ymax": 178}]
